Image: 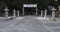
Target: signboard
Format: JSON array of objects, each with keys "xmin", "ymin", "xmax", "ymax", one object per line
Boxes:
[{"xmin": 23, "ymin": 4, "xmax": 37, "ymax": 7}]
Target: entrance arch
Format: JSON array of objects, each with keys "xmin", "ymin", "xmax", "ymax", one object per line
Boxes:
[{"xmin": 22, "ymin": 4, "xmax": 38, "ymax": 16}]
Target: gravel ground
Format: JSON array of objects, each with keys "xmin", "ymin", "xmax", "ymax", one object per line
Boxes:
[
  {"xmin": 0, "ymin": 16, "xmax": 49, "ymax": 32},
  {"xmin": 35, "ymin": 16, "xmax": 60, "ymax": 32}
]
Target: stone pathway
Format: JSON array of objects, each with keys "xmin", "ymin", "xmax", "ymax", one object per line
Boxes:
[{"xmin": 8, "ymin": 16, "xmax": 49, "ymax": 32}]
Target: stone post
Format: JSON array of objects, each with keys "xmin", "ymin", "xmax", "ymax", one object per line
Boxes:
[
  {"xmin": 17, "ymin": 10, "xmax": 19, "ymax": 17},
  {"xmin": 13, "ymin": 9, "xmax": 16, "ymax": 17},
  {"xmin": 44, "ymin": 9, "xmax": 47, "ymax": 17},
  {"xmin": 41, "ymin": 10, "xmax": 43, "ymax": 17},
  {"xmin": 36, "ymin": 7, "xmax": 38, "ymax": 15}
]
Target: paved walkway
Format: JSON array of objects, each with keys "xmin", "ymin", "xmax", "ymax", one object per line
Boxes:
[{"xmin": 8, "ymin": 16, "xmax": 49, "ymax": 32}]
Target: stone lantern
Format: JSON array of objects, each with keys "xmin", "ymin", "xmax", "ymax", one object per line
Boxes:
[
  {"xmin": 4, "ymin": 6, "xmax": 9, "ymax": 19},
  {"xmin": 51, "ymin": 7, "xmax": 56, "ymax": 20}
]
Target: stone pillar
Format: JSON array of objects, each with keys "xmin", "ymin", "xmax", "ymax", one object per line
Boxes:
[
  {"xmin": 13, "ymin": 9, "xmax": 16, "ymax": 17},
  {"xmin": 41, "ymin": 10, "xmax": 43, "ymax": 17},
  {"xmin": 44, "ymin": 9, "xmax": 47, "ymax": 17},
  {"xmin": 17, "ymin": 10, "xmax": 19, "ymax": 17},
  {"xmin": 36, "ymin": 7, "xmax": 38, "ymax": 15},
  {"xmin": 4, "ymin": 7, "xmax": 9, "ymax": 18},
  {"xmin": 23, "ymin": 7, "xmax": 24, "ymax": 16}
]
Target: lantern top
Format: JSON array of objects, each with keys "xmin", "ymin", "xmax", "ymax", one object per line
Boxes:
[
  {"xmin": 51, "ymin": 7, "xmax": 56, "ymax": 11},
  {"xmin": 13, "ymin": 9, "xmax": 16, "ymax": 12},
  {"xmin": 45, "ymin": 9, "xmax": 47, "ymax": 11},
  {"xmin": 4, "ymin": 6, "xmax": 9, "ymax": 11}
]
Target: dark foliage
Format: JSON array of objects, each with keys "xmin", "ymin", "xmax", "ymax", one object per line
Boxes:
[{"xmin": 0, "ymin": 0, "xmax": 60, "ymax": 16}]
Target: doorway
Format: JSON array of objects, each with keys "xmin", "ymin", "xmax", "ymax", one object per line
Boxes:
[{"xmin": 24, "ymin": 7, "xmax": 36, "ymax": 15}]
